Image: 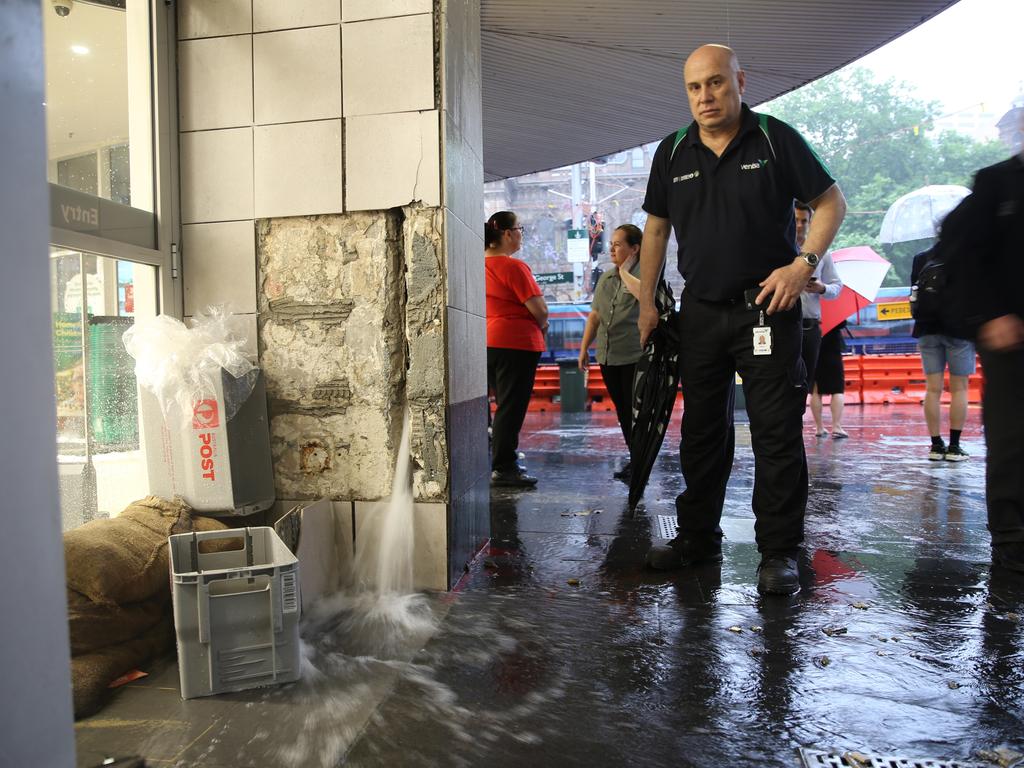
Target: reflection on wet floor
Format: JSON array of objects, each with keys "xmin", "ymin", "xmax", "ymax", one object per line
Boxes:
[{"xmin": 75, "ymin": 405, "xmax": 1024, "ymax": 768}]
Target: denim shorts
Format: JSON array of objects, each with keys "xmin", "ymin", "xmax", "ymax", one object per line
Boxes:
[{"xmin": 918, "ymin": 334, "xmax": 976, "ymax": 376}]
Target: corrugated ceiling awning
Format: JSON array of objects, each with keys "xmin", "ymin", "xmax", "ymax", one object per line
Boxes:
[{"xmin": 481, "ymin": 0, "xmax": 959, "ymax": 180}]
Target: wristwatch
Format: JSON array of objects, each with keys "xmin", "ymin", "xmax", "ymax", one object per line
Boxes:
[{"xmin": 799, "ymin": 251, "xmax": 820, "ymax": 268}]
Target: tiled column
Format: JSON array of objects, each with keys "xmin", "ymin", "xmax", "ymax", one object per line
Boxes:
[{"xmin": 176, "ymin": 0, "xmax": 487, "ymax": 589}]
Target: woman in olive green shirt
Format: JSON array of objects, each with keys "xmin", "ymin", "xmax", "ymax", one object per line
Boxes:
[{"xmin": 578, "ymin": 224, "xmax": 644, "ymax": 480}]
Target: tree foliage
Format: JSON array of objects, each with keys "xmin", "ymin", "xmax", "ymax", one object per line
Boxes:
[{"xmin": 761, "ymin": 68, "xmax": 1007, "ymax": 284}]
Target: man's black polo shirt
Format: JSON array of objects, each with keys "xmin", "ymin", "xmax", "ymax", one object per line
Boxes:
[{"xmin": 643, "ymin": 104, "xmax": 835, "ymax": 302}]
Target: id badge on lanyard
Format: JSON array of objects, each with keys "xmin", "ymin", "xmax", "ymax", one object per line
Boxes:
[{"xmin": 753, "ymin": 310, "xmax": 772, "ymax": 356}]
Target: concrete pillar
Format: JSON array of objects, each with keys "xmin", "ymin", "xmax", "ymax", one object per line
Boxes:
[
  {"xmin": 177, "ymin": 0, "xmax": 487, "ymax": 589},
  {"xmin": 0, "ymin": 1, "xmax": 77, "ymax": 764}
]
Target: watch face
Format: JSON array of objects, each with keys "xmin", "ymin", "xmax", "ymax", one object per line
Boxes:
[{"xmin": 803, "ymin": 252, "xmax": 819, "ymax": 267}]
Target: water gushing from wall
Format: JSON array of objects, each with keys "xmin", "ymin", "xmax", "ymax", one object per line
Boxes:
[{"xmin": 352, "ymin": 407, "xmax": 414, "ymax": 594}]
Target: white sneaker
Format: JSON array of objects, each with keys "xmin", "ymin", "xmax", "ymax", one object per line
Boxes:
[
  {"xmin": 943, "ymin": 445, "xmax": 969, "ymax": 462},
  {"xmin": 928, "ymin": 443, "xmax": 947, "ymax": 461}
]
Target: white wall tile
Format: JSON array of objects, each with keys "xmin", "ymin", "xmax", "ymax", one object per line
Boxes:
[
  {"xmin": 446, "ymin": 307, "xmax": 467, "ymax": 403},
  {"xmin": 448, "ymin": 307, "xmax": 485, "ymax": 403},
  {"xmin": 443, "ymin": 113, "xmax": 484, "ymax": 236},
  {"xmin": 332, "ymin": 500, "xmax": 355, "ymax": 589},
  {"xmin": 254, "ymin": 0, "xmax": 340, "ymax": 32},
  {"xmin": 254, "ymin": 120, "xmax": 343, "ymax": 218},
  {"xmin": 441, "ymin": 0, "xmax": 482, "ymax": 158},
  {"xmin": 353, "ymin": 500, "xmax": 448, "ymax": 591},
  {"xmin": 343, "ymin": 0, "xmax": 431, "ymax": 22},
  {"xmin": 180, "ymin": 128, "xmax": 254, "ymax": 223},
  {"xmin": 342, "ymin": 14, "xmax": 434, "ymax": 117},
  {"xmin": 178, "ymin": 0, "xmax": 252, "ymax": 40},
  {"xmin": 182, "ymin": 221, "xmax": 257, "ymax": 315},
  {"xmin": 346, "ymin": 111, "xmax": 439, "ymax": 211},
  {"xmin": 254, "ymin": 26, "xmax": 342, "ymax": 125},
  {"xmin": 179, "ymin": 36, "xmax": 253, "ymax": 131},
  {"xmin": 466, "ymin": 313, "xmax": 486, "ymax": 399}
]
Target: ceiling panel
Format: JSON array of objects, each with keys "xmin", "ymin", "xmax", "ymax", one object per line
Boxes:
[{"xmin": 480, "ymin": 0, "xmax": 959, "ymax": 179}]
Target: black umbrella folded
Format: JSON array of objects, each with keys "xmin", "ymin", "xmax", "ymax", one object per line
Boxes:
[{"xmin": 628, "ymin": 279, "xmax": 680, "ymax": 511}]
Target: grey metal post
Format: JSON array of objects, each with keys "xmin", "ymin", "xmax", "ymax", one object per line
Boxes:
[{"xmin": 0, "ymin": 1, "xmax": 77, "ymax": 765}]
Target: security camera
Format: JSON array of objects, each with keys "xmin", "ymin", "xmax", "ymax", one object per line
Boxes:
[{"xmin": 52, "ymin": 0, "xmax": 73, "ymax": 17}]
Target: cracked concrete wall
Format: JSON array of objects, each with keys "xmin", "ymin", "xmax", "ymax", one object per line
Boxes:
[
  {"xmin": 257, "ymin": 206, "xmax": 450, "ymax": 504},
  {"xmin": 258, "ymin": 212, "xmax": 406, "ymax": 501},
  {"xmin": 404, "ymin": 207, "xmax": 448, "ymax": 501}
]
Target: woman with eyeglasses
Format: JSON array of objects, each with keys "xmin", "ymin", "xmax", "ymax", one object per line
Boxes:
[
  {"xmin": 577, "ymin": 223, "xmax": 644, "ymax": 481},
  {"xmin": 485, "ymin": 210, "xmax": 548, "ymax": 488}
]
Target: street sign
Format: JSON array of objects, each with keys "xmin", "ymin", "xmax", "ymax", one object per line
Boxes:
[
  {"xmin": 567, "ymin": 229, "xmax": 590, "ymax": 263},
  {"xmin": 534, "ymin": 271, "xmax": 573, "ymax": 285},
  {"xmin": 876, "ymin": 301, "xmax": 912, "ymax": 321}
]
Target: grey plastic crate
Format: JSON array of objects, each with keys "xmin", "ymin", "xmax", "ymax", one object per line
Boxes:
[{"xmin": 169, "ymin": 527, "xmax": 300, "ymax": 699}]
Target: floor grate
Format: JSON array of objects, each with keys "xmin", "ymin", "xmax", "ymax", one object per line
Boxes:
[
  {"xmin": 799, "ymin": 747, "xmax": 997, "ymax": 768},
  {"xmin": 656, "ymin": 515, "xmax": 678, "ymax": 540}
]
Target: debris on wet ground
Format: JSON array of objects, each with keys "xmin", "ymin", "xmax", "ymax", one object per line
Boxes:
[
  {"xmin": 728, "ymin": 625, "xmax": 743, "ymax": 633},
  {"xmin": 842, "ymin": 752, "xmax": 873, "ymax": 768},
  {"xmin": 822, "ymin": 625, "xmax": 848, "ymax": 637},
  {"xmin": 876, "ymin": 650, "xmax": 891, "ymax": 656},
  {"xmin": 749, "ymin": 625, "xmax": 763, "ymax": 633},
  {"xmin": 976, "ymin": 746, "xmax": 1024, "ymax": 767},
  {"xmin": 815, "ymin": 655, "xmax": 832, "ymax": 668},
  {"xmin": 850, "ymin": 601, "xmax": 870, "ymax": 610},
  {"xmin": 749, "ymin": 647, "xmax": 764, "ymax": 657},
  {"xmin": 948, "ymin": 680, "xmax": 961, "ymax": 689},
  {"xmin": 1005, "ymin": 612, "xmax": 1020, "ymax": 623},
  {"xmin": 566, "ymin": 578, "xmax": 580, "ymax": 587},
  {"xmin": 559, "ymin": 508, "xmax": 600, "ymax": 517}
]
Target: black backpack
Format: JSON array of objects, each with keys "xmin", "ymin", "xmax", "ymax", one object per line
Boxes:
[{"xmin": 909, "ymin": 196, "xmax": 974, "ymax": 339}]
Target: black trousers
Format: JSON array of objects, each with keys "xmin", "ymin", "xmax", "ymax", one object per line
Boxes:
[
  {"xmin": 487, "ymin": 347, "xmax": 541, "ymax": 471},
  {"xmin": 676, "ymin": 292, "xmax": 809, "ymax": 553},
  {"xmin": 600, "ymin": 362, "xmax": 637, "ymax": 449},
  {"xmin": 979, "ymin": 345, "xmax": 1024, "ymax": 545},
  {"xmin": 801, "ymin": 320, "xmax": 822, "ymax": 389}
]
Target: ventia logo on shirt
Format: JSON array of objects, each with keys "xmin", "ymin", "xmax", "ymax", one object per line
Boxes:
[
  {"xmin": 673, "ymin": 170, "xmax": 700, "ymax": 183},
  {"xmin": 741, "ymin": 159, "xmax": 768, "ymax": 171}
]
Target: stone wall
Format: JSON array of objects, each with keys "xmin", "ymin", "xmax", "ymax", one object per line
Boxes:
[
  {"xmin": 258, "ymin": 210, "xmax": 405, "ymax": 501},
  {"xmin": 258, "ymin": 205, "xmax": 450, "ymax": 505}
]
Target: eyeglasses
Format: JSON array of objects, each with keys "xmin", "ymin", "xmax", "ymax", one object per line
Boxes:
[{"xmin": 508, "ymin": 226, "xmax": 524, "ymax": 233}]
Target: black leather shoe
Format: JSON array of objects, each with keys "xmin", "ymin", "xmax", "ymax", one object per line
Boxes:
[
  {"xmin": 992, "ymin": 542, "xmax": 1024, "ymax": 572},
  {"xmin": 646, "ymin": 535, "xmax": 723, "ymax": 571},
  {"xmin": 613, "ymin": 461, "xmax": 632, "ymax": 481},
  {"xmin": 491, "ymin": 468, "xmax": 538, "ymax": 488},
  {"xmin": 757, "ymin": 554, "xmax": 800, "ymax": 595}
]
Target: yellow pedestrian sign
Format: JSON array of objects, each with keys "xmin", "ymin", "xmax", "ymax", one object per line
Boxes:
[{"xmin": 876, "ymin": 301, "xmax": 912, "ymax": 321}]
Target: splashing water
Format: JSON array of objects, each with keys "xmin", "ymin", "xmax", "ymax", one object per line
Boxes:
[{"xmin": 352, "ymin": 407, "xmax": 414, "ymax": 594}]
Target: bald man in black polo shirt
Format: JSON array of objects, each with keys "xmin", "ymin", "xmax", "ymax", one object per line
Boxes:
[{"xmin": 639, "ymin": 44, "xmax": 847, "ymax": 594}]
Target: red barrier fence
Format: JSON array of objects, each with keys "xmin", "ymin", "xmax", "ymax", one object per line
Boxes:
[{"xmin": 518, "ymin": 355, "xmax": 984, "ymax": 412}]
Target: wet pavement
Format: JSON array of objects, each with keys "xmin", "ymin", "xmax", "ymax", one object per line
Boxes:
[{"xmin": 76, "ymin": 405, "xmax": 1024, "ymax": 768}]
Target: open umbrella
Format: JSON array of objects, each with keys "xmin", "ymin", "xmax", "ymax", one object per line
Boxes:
[
  {"xmin": 820, "ymin": 246, "xmax": 892, "ymax": 335},
  {"xmin": 879, "ymin": 184, "xmax": 971, "ymax": 244},
  {"xmin": 628, "ymin": 279, "xmax": 679, "ymax": 511}
]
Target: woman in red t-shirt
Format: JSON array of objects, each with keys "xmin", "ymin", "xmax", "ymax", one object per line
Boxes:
[{"xmin": 485, "ymin": 210, "xmax": 548, "ymax": 487}]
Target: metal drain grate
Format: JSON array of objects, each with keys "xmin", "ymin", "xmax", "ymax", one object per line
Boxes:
[
  {"xmin": 656, "ymin": 515, "xmax": 678, "ymax": 540},
  {"xmin": 799, "ymin": 747, "xmax": 996, "ymax": 768}
]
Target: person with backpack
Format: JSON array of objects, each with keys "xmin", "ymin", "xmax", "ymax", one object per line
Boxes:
[
  {"xmin": 909, "ymin": 203, "xmax": 976, "ymax": 462},
  {"xmin": 636, "ymin": 44, "xmax": 846, "ymax": 594},
  {"xmin": 961, "ymin": 151, "xmax": 1024, "ymax": 571}
]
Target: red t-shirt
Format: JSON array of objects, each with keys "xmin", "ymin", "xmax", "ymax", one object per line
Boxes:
[{"xmin": 485, "ymin": 256, "xmax": 546, "ymax": 351}]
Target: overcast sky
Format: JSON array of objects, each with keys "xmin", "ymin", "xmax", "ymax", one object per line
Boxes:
[{"xmin": 856, "ymin": 0, "xmax": 1023, "ymax": 116}]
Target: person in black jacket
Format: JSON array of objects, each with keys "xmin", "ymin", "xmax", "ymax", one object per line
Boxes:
[
  {"xmin": 962, "ymin": 151, "xmax": 1024, "ymax": 571},
  {"xmin": 909, "ymin": 236, "xmax": 975, "ymax": 462}
]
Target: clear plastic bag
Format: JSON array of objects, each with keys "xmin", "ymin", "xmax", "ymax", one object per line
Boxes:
[{"xmin": 122, "ymin": 309, "xmax": 257, "ymax": 425}]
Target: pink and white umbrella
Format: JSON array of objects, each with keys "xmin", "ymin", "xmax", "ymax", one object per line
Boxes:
[{"xmin": 820, "ymin": 246, "xmax": 892, "ymax": 335}]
